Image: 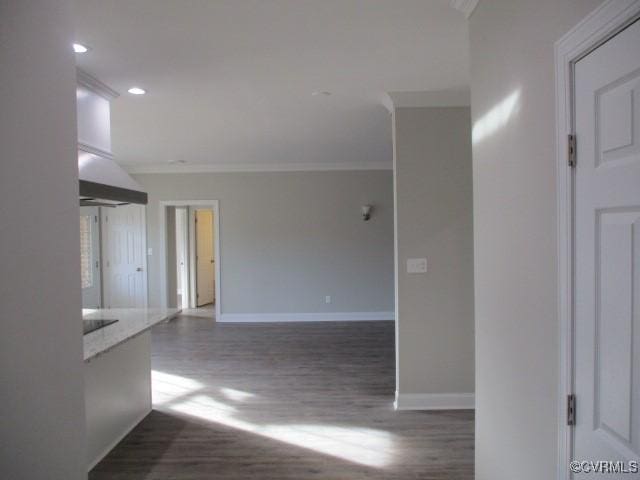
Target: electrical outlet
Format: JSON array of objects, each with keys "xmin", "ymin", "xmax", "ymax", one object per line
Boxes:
[
  {"xmin": 407, "ymin": 258, "xmax": 427, "ymax": 274},
  {"xmin": 325, "ymin": 295, "xmax": 332, "ymax": 304}
]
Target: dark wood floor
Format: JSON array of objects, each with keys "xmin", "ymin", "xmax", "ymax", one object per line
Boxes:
[{"xmin": 90, "ymin": 317, "xmax": 474, "ymax": 479}]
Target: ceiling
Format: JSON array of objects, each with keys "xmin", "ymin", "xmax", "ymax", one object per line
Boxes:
[{"xmin": 73, "ymin": 0, "xmax": 469, "ymax": 172}]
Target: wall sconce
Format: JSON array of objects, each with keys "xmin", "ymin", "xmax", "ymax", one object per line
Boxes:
[{"xmin": 361, "ymin": 204, "xmax": 372, "ymax": 221}]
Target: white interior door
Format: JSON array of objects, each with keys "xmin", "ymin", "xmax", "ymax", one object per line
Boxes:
[
  {"xmin": 103, "ymin": 204, "xmax": 147, "ymax": 308},
  {"xmin": 195, "ymin": 209, "xmax": 214, "ymax": 306},
  {"xmin": 175, "ymin": 207, "xmax": 189, "ymax": 309},
  {"xmin": 80, "ymin": 206, "xmax": 101, "ymax": 309},
  {"xmin": 573, "ymin": 19, "xmax": 640, "ymax": 476}
]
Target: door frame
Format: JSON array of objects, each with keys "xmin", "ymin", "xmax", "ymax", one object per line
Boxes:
[
  {"xmin": 159, "ymin": 200, "xmax": 221, "ymax": 320},
  {"xmin": 554, "ymin": 1, "xmax": 640, "ymax": 478}
]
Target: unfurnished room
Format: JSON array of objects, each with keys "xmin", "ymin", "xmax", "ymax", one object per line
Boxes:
[{"xmin": 1, "ymin": 1, "xmax": 639, "ymax": 479}]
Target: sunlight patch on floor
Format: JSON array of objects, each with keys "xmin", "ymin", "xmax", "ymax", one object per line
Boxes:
[
  {"xmin": 151, "ymin": 370, "xmax": 396, "ymax": 468},
  {"xmin": 220, "ymin": 387, "xmax": 256, "ymax": 402},
  {"xmin": 152, "ymin": 370, "xmax": 204, "ymax": 406},
  {"xmin": 169, "ymin": 395, "xmax": 396, "ymax": 468}
]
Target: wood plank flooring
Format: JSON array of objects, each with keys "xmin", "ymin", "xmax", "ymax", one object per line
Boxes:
[{"xmin": 89, "ymin": 317, "xmax": 474, "ymax": 479}]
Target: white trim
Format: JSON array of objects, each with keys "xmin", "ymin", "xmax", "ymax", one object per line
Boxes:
[
  {"xmin": 77, "ymin": 68, "xmax": 119, "ymax": 100},
  {"xmin": 87, "ymin": 409, "xmax": 150, "ymax": 471},
  {"xmin": 554, "ymin": 2, "xmax": 640, "ymax": 479},
  {"xmin": 218, "ymin": 311, "xmax": 394, "ymax": 323},
  {"xmin": 141, "ymin": 206, "xmax": 149, "ymax": 307},
  {"xmin": 394, "ymin": 392, "xmax": 475, "ymax": 410},
  {"xmin": 188, "ymin": 207, "xmax": 197, "ymax": 308},
  {"xmin": 78, "ymin": 142, "xmax": 114, "ymax": 160},
  {"xmin": 450, "ymin": 0, "xmax": 480, "ymax": 19},
  {"xmin": 387, "ymin": 90, "xmax": 470, "ymax": 108},
  {"xmin": 159, "ymin": 200, "xmax": 221, "ymax": 322},
  {"xmin": 391, "ymin": 108, "xmax": 401, "ymax": 397},
  {"xmin": 122, "ymin": 161, "xmax": 392, "ymax": 174}
]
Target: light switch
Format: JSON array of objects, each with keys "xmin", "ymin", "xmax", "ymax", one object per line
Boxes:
[
  {"xmin": 147, "ymin": 248, "xmax": 153, "ymax": 256},
  {"xmin": 407, "ymin": 258, "xmax": 427, "ymax": 274}
]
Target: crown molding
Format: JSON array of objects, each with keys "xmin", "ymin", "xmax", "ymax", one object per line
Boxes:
[
  {"xmin": 78, "ymin": 142, "xmax": 114, "ymax": 159},
  {"xmin": 77, "ymin": 68, "xmax": 119, "ymax": 100},
  {"xmin": 388, "ymin": 89, "xmax": 471, "ymax": 108},
  {"xmin": 450, "ymin": 0, "xmax": 480, "ymax": 18},
  {"xmin": 121, "ymin": 161, "xmax": 393, "ymax": 174}
]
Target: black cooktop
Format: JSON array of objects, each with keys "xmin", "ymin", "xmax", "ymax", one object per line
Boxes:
[{"xmin": 83, "ymin": 318, "xmax": 118, "ymax": 335}]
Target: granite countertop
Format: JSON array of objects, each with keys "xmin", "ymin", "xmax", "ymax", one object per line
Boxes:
[{"xmin": 83, "ymin": 308, "xmax": 180, "ymax": 361}]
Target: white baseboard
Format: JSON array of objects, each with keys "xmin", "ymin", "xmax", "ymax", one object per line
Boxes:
[
  {"xmin": 394, "ymin": 392, "xmax": 475, "ymax": 410},
  {"xmin": 87, "ymin": 408, "xmax": 151, "ymax": 471},
  {"xmin": 218, "ymin": 311, "xmax": 394, "ymax": 323}
]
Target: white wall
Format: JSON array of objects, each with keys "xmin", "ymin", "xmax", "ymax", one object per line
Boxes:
[
  {"xmin": 0, "ymin": 1, "xmax": 86, "ymax": 478},
  {"xmin": 393, "ymin": 107, "xmax": 475, "ymax": 407},
  {"xmin": 469, "ymin": 1, "xmax": 603, "ymax": 478},
  {"xmin": 76, "ymin": 86, "xmax": 111, "ymax": 153},
  {"xmin": 135, "ymin": 170, "xmax": 394, "ymax": 317}
]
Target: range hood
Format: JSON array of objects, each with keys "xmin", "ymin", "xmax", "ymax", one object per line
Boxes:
[
  {"xmin": 76, "ymin": 68, "xmax": 147, "ymax": 207},
  {"xmin": 79, "ymin": 149, "xmax": 148, "ymax": 207}
]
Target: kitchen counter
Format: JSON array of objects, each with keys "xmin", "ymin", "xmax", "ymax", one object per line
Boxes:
[
  {"xmin": 83, "ymin": 307, "xmax": 180, "ymax": 469},
  {"xmin": 83, "ymin": 308, "xmax": 180, "ymax": 361}
]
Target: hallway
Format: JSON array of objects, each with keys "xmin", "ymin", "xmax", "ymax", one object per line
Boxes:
[{"xmin": 90, "ymin": 316, "xmax": 474, "ymax": 479}]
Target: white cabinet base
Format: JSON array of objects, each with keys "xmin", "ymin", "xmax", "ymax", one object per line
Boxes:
[{"xmin": 84, "ymin": 332, "xmax": 152, "ymax": 470}]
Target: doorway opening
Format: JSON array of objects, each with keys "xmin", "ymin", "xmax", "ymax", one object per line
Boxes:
[{"xmin": 160, "ymin": 200, "xmax": 221, "ymax": 320}]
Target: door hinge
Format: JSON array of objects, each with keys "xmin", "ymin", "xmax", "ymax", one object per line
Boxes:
[
  {"xmin": 568, "ymin": 134, "xmax": 577, "ymax": 168},
  {"xmin": 567, "ymin": 394, "xmax": 576, "ymax": 426}
]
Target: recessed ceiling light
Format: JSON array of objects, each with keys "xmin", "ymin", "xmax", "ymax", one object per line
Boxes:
[
  {"xmin": 73, "ymin": 43, "xmax": 90, "ymax": 53},
  {"xmin": 312, "ymin": 91, "xmax": 332, "ymax": 96},
  {"xmin": 127, "ymin": 87, "xmax": 146, "ymax": 95}
]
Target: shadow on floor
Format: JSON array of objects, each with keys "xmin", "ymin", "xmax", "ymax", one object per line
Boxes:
[{"xmin": 89, "ymin": 410, "xmax": 187, "ymax": 479}]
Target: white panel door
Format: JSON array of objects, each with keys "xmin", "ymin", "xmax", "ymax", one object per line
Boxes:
[
  {"xmin": 176, "ymin": 207, "xmax": 190, "ymax": 310},
  {"xmin": 80, "ymin": 206, "xmax": 101, "ymax": 308},
  {"xmin": 103, "ymin": 205, "xmax": 147, "ymax": 308},
  {"xmin": 573, "ymin": 19, "xmax": 640, "ymax": 477},
  {"xmin": 195, "ymin": 209, "xmax": 214, "ymax": 306}
]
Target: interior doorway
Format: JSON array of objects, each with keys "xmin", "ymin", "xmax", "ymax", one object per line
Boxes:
[
  {"xmin": 556, "ymin": 4, "xmax": 640, "ymax": 476},
  {"xmin": 572, "ymin": 18, "xmax": 639, "ymax": 470},
  {"xmin": 160, "ymin": 200, "xmax": 220, "ymax": 320}
]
